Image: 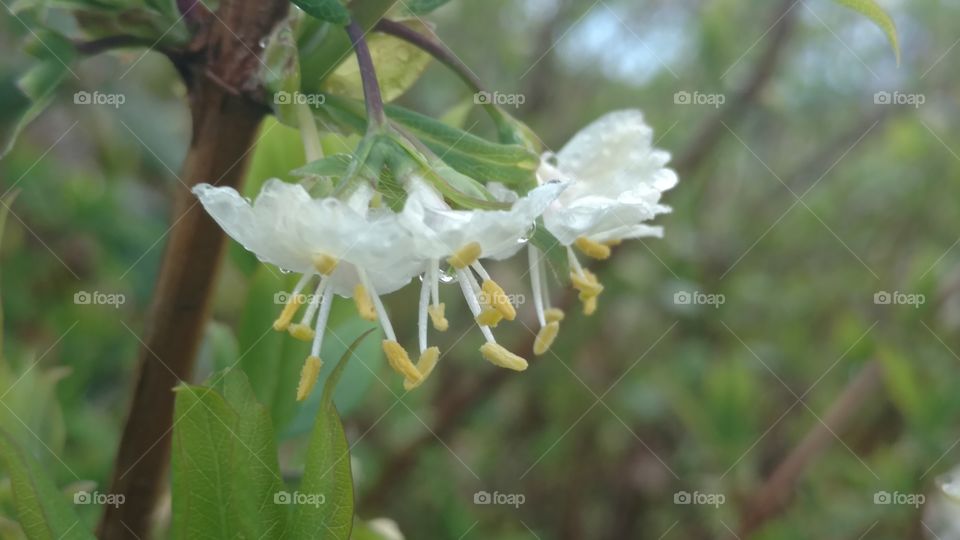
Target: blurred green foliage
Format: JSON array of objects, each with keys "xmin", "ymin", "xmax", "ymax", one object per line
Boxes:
[{"xmin": 2, "ymin": 0, "xmax": 960, "ymax": 538}]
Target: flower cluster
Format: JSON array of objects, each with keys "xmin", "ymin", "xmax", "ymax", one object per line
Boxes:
[{"xmin": 194, "ymin": 110, "xmax": 676, "ymax": 401}]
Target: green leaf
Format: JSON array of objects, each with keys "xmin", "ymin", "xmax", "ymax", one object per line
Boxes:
[
  {"xmin": 293, "ymin": 153, "xmax": 355, "ymax": 177},
  {"xmin": 386, "ymin": 104, "xmax": 540, "ymax": 190},
  {"xmin": 321, "ymin": 20, "xmax": 433, "ymax": 103},
  {"xmin": 834, "ymin": 0, "xmax": 900, "ymax": 65},
  {"xmin": 171, "ymin": 370, "xmax": 286, "ymax": 539},
  {"xmin": 291, "ymin": 329, "xmax": 374, "ymax": 539},
  {"xmin": 283, "ymin": 318, "xmax": 381, "ymax": 438},
  {"xmin": 0, "ymin": 432, "xmax": 93, "ymax": 540},
  {"xmin": 291, "ymin": 0, "xmax": 350, "ymax": 25},
  {"xmin": 237, "ymin": 267, "xmax": 310, "ymax": 433},
  {"xmin": 316, "ymin": 96, "xmax": 540, "ymax": 191},
  {"xmin": 242, "ymin": 117, "xmax": 307, "ymax": 197},
  {"xmin": 0, "ymin": 32, "xmax": 75, "ymax": 158},
  {"xmin": 402, "ymin": 0, "xmax": 453, "ymax": 15},
  {"xmin": 877, "ymin": 348, "xmax": 926, "ymax": 424}
]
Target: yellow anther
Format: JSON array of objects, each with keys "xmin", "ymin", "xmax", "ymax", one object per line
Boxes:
[
  {"xmin": 534, "ymin": 321, "xmax": 560, "ymax": 356},
  {"xmin": 544, "ymin": 308, "xmax": 565, "ymax": 324},
  {"xmin": 480, "ymin": 342, "xmax": 528, "ymax": 371},
  {"xmin": 447, "ymin": 242, "xmax": 482, "ymax": 270},
  {"xmin": 288, "ymin": 323, "xmax": 315, "ymax": 342},
  {"xmin": 382, "ymin": 340, "xmax": 422, "ymax": 383},
  {"xmin": 296, "ymin": 355, "xmax": 323, "ymax": 401},
  {"xmin": 428, "ymin": 304, "xmax": 449, "ymax": 332},
  {"xmin": 404, "ymin": 347, "xmax": 440, "ymax": 390},
  {"xmin": 604, "ymin": 238, "xmax": 622, "ymax": 247},
  {"xmin": 311, "ymin": 253, "xmax": 339, "ymax": 275},
  {"xmin": 575, "ymin": 236, "xmax": 612, "ymax": 260},
  {"xmin": 481, "ymin": 280, "xmax": 516, "ymax": 320},
  {"xmin": 353, "ymin": 284, "xmax": 377, "ymax": 321},
  {"xmin": 476, "ymin": 307, "xmax": 504, "ymax": 327},
  {"xmin": 570, "ymin": 270, "xmax": 604, "ymax": 298},
  {"xmin": 273, "ymin": 295, "xmax": 302, "ymax": 332},
  {"xmin": 582, "ymin": 295, "xmax": 598, "ymax": 316}
]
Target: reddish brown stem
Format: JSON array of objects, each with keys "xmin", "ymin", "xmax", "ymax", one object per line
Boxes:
[
  {"xmin": 97, "ymin": 0, "xmax": 288, "ymax": 537},
  {"xmin": 739, "ymin": 361, "xmax": 884, "ymax": 537}
]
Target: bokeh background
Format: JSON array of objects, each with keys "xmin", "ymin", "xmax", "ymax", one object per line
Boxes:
[{"xmin": 2, "ymin": 0, "xmax": 960, "ymax": 538}]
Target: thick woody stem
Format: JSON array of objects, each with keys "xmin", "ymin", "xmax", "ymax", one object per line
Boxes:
[{"xmin": 97, "ymin": 0, "xmax": 288, "ymax": 537}]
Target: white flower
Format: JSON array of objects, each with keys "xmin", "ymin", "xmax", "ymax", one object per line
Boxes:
[
  {"xmin": 395, "ymin": 177, "xmax": 566, "ymax": 382},
  {"xmin": 527, "ymin": 110, "xmax": 677, "ymax": 352},
  {"xmin": 194, "ymin": 179, "xmax": 426, "ymax": 399},
  {"xmin": 539, "ymin": 109, "xmax": 677, "ymax": 246}
]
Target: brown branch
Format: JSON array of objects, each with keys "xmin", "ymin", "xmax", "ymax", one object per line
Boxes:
[
  {"xmin": 674, "ymin": 0, "xmax": 799, "ymax": 175},
  {"xmin": 96, "ymin": 1, "xmax": 289, "ymax": 538},
  {"xmin": 739, "ymin": 361, "xmax": 885, "ymax": 537}
]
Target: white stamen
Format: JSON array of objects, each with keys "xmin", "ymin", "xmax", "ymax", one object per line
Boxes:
[
  {"xmin": 358, "ymin": 268, "xmax": 397, "ymax": 342},
  {"xmin": 291, "ymin": 272, "xmax": 313, "ymax": 297},
  {"xmin": 310, "ymin": 283, "xmax": 335, "ymax": 358},
  {"xmin": 418, "ymin": 270, "xmax": 430, "ymax": 353},
  {"xmin": 470, "ymin": 261, "xmax": 491, "ymax": 281},
  {"xmin": 456, "ymin": 268, "xmax": 496, "ymax": 343},
  {"xmin": 540, "ymin": 259, "xmax": 552, "ymax": 310},
  {"xmin": 529, "ymin": 246, "xmax": 546, "ymax": 327},
  {"xmin": 299, "ymin": 278, "xmax": 327, "ymax": 325},
  {"xmin": 430, "ymin": 259, "xmax": 441, "ymax": 308},
  {"xmin": 567, "ymin": 246, "xmax": 586, "ymax": 278}
]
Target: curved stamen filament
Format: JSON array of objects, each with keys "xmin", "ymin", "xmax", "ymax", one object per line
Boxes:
[
  {"xmin": 529, "ymin": 245, "xmax": 546, "ymax": 327},
  {"xmin": 274, "ymin": 272, "xmax": 314, "ymax": 331},
  {"xmin": 358, "ymin": 268, "xmax": 397, "ymax": 342},
  {"xmin": 456, "ymin": 268, "xmax": 496, "ymax": 343},
  {"xmin": 289, "ymin": 277, "xmax": 327, "ymax": 341},
  {"xmin": 310, "ymin": 282, "xmax": 335, "ymax": 358},
  {"xmin": 418, "ymin": 268, "xmax": 431, "ymax": 353},
  {"xmin": 567, "ymin": 246, "xmax": 587, "ymax": 278}
]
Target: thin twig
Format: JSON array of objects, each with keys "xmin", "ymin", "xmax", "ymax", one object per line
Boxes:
[{"xmin": 739, "ymin": 361, "xmax": 885, "ymax": 536}]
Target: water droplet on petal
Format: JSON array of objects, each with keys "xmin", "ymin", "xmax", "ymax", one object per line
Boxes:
[
  {"xmin": 517, "ymin": 222, "xmax": 537, "ymax": 244},
  {"xmin": 438, "ymin": 267, "xmax": 456, "ymax": 283}
]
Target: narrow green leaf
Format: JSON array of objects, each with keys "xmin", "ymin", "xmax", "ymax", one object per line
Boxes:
[
  {"xmin": 0, "ymin": 32, "xmax": 75, "ymax": 158},
  {"xmin": 316, "ymin": 96, "xmax": 541, "ymax": 190},
  {"xmin": 293, "ymin": 153, "xmax": 355, "ymax": 177},
  {"xmin": 292, "ymin": 330, "xmax": 374, "ymax": 540},
  {"xmin": 0, "ymin": 432, "xmax": 93, "ymax": 540},
  {"xmin": 402, "ymin": 0, "xmax": 453, "ymax": 15},
  {"xmin": 291, "ymin": 0, "xmax": 350, "ymax": 25},
  {"xmin": 835, "ymin": 0, "xmax": 900, "ymax": 65}
]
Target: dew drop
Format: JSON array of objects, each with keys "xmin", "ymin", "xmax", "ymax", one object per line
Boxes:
[
  {"xmin": 517, "ymin": 222, "xmax": 537, "ymax": 244},
  {"xmin": 438, "ymin": 267, "xmax": 456, "ymax": 283}
]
